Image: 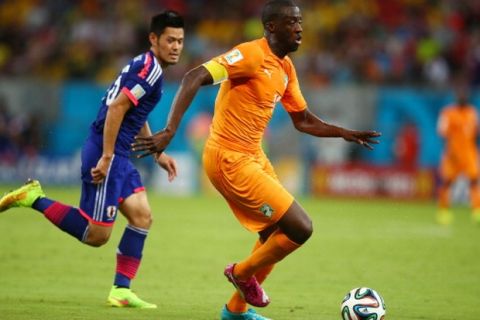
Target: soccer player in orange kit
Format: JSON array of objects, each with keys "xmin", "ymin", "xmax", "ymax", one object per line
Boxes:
[
  {"xmin": 133, "ymin": 1, "xmax": 380, "ymax": 319},
  {"xmin": 437, "ymin": 88, "xmax": 480, "ymax": 225}
]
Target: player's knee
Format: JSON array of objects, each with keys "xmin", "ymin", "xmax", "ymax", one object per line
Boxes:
[
  {"xmin": 297, "ymin": 216, "xmax": 313, "ymax": 244},
  {"xmin": 278, "ymin": 202, "xmax": 313, "ymax": 244},
  {"xmin": 87, "ymin": 240, "xmax": 107, "ymax": 247},
  {"xmin": 129, "ymin": 211, "xmax": 153, "ymax": 229},
  {"xmin": 280, "ymin": 215, "xmax": 313, "ymax": 245},
  {"xmin": 83, "ymin": 229, "xmax": 111, "ymax": 247},
  {"xmin": 84, "ymin": 234, "xmax": 110, "ymax": 247}
]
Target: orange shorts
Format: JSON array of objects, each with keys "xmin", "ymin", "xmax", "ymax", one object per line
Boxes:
[
  {"xmin": 440, "ymin": 151, "xmax": 479, "ymax": 180},
  {"xmin": 202, "ymin": 140, "xmax": 294, "ymax": 232}
]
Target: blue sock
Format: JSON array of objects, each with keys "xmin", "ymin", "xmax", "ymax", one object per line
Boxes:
[
  {"xmin": 114, "ymin": 225, "xmax": 148, "ymax": 288},
  {"xmin": 32, "ymin": 197, "xmax": 54, "ymax": 212}
]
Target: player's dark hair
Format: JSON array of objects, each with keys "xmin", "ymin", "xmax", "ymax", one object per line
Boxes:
[
  {"xmin": 150, "ymin": 10, "xmax": 184, "ymax": 35},
  {"xmin": 261, "ymin": 0, "xmax": 298, "ymax": 26}
]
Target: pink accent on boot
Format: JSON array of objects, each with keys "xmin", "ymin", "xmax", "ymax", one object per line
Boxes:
[{"xmin": 224, "ymin": 264, "xmax": 270, "ymax": 307}]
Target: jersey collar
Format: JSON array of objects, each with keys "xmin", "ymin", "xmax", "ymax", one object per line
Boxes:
[{"xmin": 259, "ymin": 37, "xmax": 287, "ymax": 63}]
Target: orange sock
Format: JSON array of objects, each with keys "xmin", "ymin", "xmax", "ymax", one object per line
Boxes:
[
  {"xmin": 255, "ymin": 262, "xmax": 275, "ymax": 284},
  {"xmin": 226, "ymin": 293, "xmax": 249, "ymax": 314},
  {"xmin": 438, "ymin": 185, "xmax": 450, "ymax": 209},
  {"xmin": 233, "ymin": 230, "xmax": 300, "ymax": 280},
  {"xmin": 227, "ymin": 239, "xmax": 275, "ymax": 313}
]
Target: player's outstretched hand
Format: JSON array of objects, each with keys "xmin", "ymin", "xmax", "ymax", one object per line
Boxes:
[
  {"xmin": 132, "ymin": 129, "xmax": 173, "ymax": 158},
  {"xmin": 155, "ymin": 152, "xmax": 178, "ymax": 182},
  {"xmin": 342, "ymin": 130, "xmax": 381, "ymax": 150}
]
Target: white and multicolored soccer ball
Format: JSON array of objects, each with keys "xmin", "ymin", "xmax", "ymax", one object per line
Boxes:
[{"xmin": 340, "ymin": 287, "xmax": 386, "ymax": 320}]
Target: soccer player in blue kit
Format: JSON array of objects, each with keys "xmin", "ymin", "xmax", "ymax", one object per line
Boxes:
[{"xmin": 0, "ymin": 10, "xmax": 184, "ymax": 308}]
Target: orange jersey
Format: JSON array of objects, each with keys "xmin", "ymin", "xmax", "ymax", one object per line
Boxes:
[
  {"xmin": 207, "ymin": 37, "xmax": 307, "ymax": 153},
  {"xmin": 437, "ymin": 104, "xmax": 479, "ymax": 156},
  {"xmin": 201, "ymin": 38, "xmax": 304, "ymax": 231}
]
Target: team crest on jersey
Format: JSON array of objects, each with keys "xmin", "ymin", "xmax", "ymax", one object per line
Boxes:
[
  {"xmin": 259, "ymin": 203, "xmax": 274, "ymax": 218},
  {"xmin": 106, "ymin": 206, "xmax": 117, "ymax": 220},
  {"xmin": 224, "ymin": 49, "xmax": 244, "ymax": 65},
  {"xmin": 131, "ymin": 84, "xmax": 146, "ymax": 100}
]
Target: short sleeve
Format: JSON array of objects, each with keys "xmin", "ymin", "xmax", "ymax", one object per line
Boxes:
[
  {"xmin": 211, "ymin": 41, "xmax": 263, "ymax": 80},
  {"xmin": 281, "ymin": 58, "xmax": 307, "ymax": 113},
  {"xmin": 122, "ymin": 54, "xmax": 162, "ymax": 106}
]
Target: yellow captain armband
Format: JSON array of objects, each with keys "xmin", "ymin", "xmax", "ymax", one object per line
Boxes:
[{"xmin": 203, "ymin": 60, "xmax": 228, "ymax": 85}]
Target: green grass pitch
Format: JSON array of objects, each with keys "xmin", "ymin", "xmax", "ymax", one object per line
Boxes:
[{"xmin": 0, "ymin": 185, "xmax": 479, "ymax": 319}]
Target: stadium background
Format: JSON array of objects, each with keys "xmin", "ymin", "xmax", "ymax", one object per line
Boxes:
[
  {"xmin": 2, "ymin": 1, "xmax": 480, "ymax": 320},
  {"xmin": 1, "ymin": 0, "xmax": 480, "ymax": 200}
]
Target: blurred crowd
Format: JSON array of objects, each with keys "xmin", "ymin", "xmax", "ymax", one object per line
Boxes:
[
  {"xmin": 1, "ymin": 0, "xmax": 480, "ymax": 87},
  {"xmin": 0, "ymin": 96, "xmax": 43, "ymax": 163}
]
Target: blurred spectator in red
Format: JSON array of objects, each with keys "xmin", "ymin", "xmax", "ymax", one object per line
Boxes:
[{"xmin": 394, "ymin": 122, "xmax": 419, "ymax": 169}]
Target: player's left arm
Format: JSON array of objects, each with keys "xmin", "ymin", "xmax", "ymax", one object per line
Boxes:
[
  {"xmin": 138, "ymin": 121, "xmax": 178, "ymax": 182},
  {"xmin": 137, "ymin": 121, "xmax": 151, "ymax": 138},
  {"xmin": 282, "ymin": 59, "xmax": 380, "ymax": 149},
  {"xmin": 289, "ymin": 109, "xmax": 381, "ymax": 150}
]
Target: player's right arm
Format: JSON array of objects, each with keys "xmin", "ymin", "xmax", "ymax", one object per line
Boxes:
[
  {"xmin": 165, "ymin": 65, "xmax": 214, "ymax": 136},
  {"xmin": 132, "ymin": 43, "xmax": 262, "ymax": 157},
  {"xmin": 91, "ymin": 92, "xmax": 132, "ymax": 184}
]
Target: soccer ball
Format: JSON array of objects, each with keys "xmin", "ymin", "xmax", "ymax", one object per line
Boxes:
[{"xmin": 340, "ymin": 287, "xmax": 386, "ymax": 320}]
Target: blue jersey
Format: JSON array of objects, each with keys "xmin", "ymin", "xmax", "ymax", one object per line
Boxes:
[{"xmin": 88, "ymin": 50, "xmax": 164, "ymax": 157}]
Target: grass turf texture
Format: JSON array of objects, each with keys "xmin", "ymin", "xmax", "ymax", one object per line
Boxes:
[{"xmin": 0, "ymin": 186, "xmax": 479, "ymax": 319}]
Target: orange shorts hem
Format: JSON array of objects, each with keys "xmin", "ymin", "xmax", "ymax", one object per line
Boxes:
[{"xmin": 203, "ymin": 141, "xmax": 295, "ymax": 232}]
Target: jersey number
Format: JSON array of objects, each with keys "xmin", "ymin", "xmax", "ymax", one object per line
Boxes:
[
  {"xmin": 106, "ymin": 76, "xmax": 121, "ymax": 106},
  {"xmin": 106, "ymin": 65, "xmax": 130, "ymax": 105}
]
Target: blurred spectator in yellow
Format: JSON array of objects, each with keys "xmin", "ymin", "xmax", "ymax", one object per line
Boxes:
[{"xmin": 1, "ymin": 0, "xmax": 480, "ymax": 86}]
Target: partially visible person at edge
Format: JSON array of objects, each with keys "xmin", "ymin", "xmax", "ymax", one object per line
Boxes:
[
  {"xmin": 0, "ymin": 10, "xmax": 184, "ymax": 308},
  {"xmin": 437, "ymin": 87, "xmax": 480, "ymax": 225},
  {"xmin": 133, "ymin": 1, "xmax": 381, "ymax": 319}
]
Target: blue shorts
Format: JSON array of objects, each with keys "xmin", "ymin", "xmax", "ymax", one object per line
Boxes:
[{"xmin": 79, "ymin": 139, "xmax": 144, "ymax": 226}]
